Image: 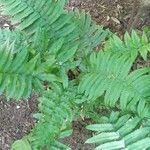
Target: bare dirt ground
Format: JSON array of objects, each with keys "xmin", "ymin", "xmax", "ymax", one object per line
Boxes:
[
  {"xmin": 0, "ymin": 0, "xmax": 148, "ymax": 150},
  {"xmin": 68, "ymin": 0, "xmax": 140, "ymax": 34},
  {"xmin": 0, "ymin": 94, "xmax": 38, "ymax": 150}
]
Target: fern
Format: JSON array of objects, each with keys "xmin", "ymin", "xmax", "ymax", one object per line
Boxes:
[
  {"xmin": 79, "ymin": 51, "xmax": 150, "ymax": 117},
  {"xmin": 86, "ymin": 111, "xmax": 150, "ymax": 150},
  {"xmin": 0, "ymin": 0, "xmax": 67, "ymax": 33},
  {"xmin": 0, "ymin": 0, "xmax": 109, "ymax": 54},
  {"xmin": 0, "ymin": 29, "xmax": 27, "ymax": 51},
  {"xmin": 0, "ymin": 1, "xmax": 109, "ymax": 93},
  {"xmin": 0, "ymin": 40, "xmax": 60, "ymax": 100},
  {"xmin": 104, "ymin": 31, "xmax": 150, "ymax": 60},
  {"xmin": 1, "ymin": 0, "xmax": 150, "ymax": 150},
  {"xmin": 31, "ymin": 83, "xmax": 77, "ymax": 149}
]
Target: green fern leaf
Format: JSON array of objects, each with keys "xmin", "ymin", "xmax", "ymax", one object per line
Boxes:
[
  {"xmin": 0, "ymin": 41, "xmax": 59, "ymax": 100},
  {"xmin": 79, "ymin": 51, "xmax": 150, "ymax": 117},
  {"xmin": 0, "ymin": 0, "xmax": 109, "ymax": 55},
  {"xmin": 104, "ymin": 30, "xmax": 150, "ymax": 60},
  {"xmin": 31, "ymin": 83, "xmax": 75, "ymax": 149},
  {"xmin": 86, "ymin": 112, "xmax": 150, "ymax": 150}
]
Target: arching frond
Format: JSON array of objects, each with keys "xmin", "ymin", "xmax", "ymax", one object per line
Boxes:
[
  {"xmin": 0, "ymin": 0, "xmax": 109, "ymax": 54},
  {"xmin": 104, "ymin": 31, "xmax": 150, "ymax": 60},
  {"xmin": 79, "ymin": 51, "xmax": 150, "ymax": 117},
  {"xmin": 0, "ymin": 40, "xmax": 59, "ymax": 100},
  {"xmin": 86, "ymin": 112, "xmax": 150, "ymax": 150}
]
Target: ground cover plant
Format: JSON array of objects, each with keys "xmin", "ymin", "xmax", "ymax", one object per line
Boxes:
[{"xmin": 1, "ymin": 0, "xmax": 150, "ymax": 150}]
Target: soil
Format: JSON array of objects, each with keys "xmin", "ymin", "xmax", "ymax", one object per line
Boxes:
[
  {"xmin": 68, "ymin": 0, "xmax": 140, "ymax": 34},
  {"xmin": 0, "ymin": 94, "xmax": 38, "ymax": 150},
  {"xmin": 0, "ymin": 0, "xmax": 149, "ymax": 150}
]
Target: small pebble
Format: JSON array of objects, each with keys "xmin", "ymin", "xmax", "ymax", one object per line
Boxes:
[{"xmin": 16, "ymin": 105, "xmax": 20, "ymax": 109}]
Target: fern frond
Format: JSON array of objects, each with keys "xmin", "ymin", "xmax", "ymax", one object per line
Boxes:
[
  {"xmin": 86, "ymin": 112, "xmax": 150, "ymax": 150},
  {"xmin": 0, "ymin": 0, "xmax": 67, "ymax": 33},
  {"xmin": 105, "ymin": 31, "xmax": 150, "ymax": 60},
  {"xmin": 31, "ymin": 83, "xmax": 75, "ymax": 149},
  {"xmin": 0, "ymin": 29, "xmax": 27, "ymax": 52},
  {"xmin": 79, "ymin": 51, "xmax": 150, "ymax": 117},
  {"xmin": 68, "ymin": 10, "xmax": 109, "ymax": 54},
  {"xmin": 48, "ymin": 140, "xmax": 72, "ymax": 150},
  {"xmin": 0, "ymin": 0, "xmax": 109, "ymax": 54},
  {"xmin": 0, "ymin": 40, "xmax": 59, "ymax": 100}
]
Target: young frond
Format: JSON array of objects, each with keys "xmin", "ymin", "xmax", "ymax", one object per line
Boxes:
[
  {"xmin": 105, "ymin": 31, "xmax": 150, "ymax": 60},
  {"xmin": 79, "ymin": 51, "xmax": 150, "ymax": 117},
  {"xmin": 31, "ymin": 83, "xmax": 75, "ymax": 149},
  {"xmin": 86, "ymin": 112, "xmax": 150, "ymax": 150}
]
